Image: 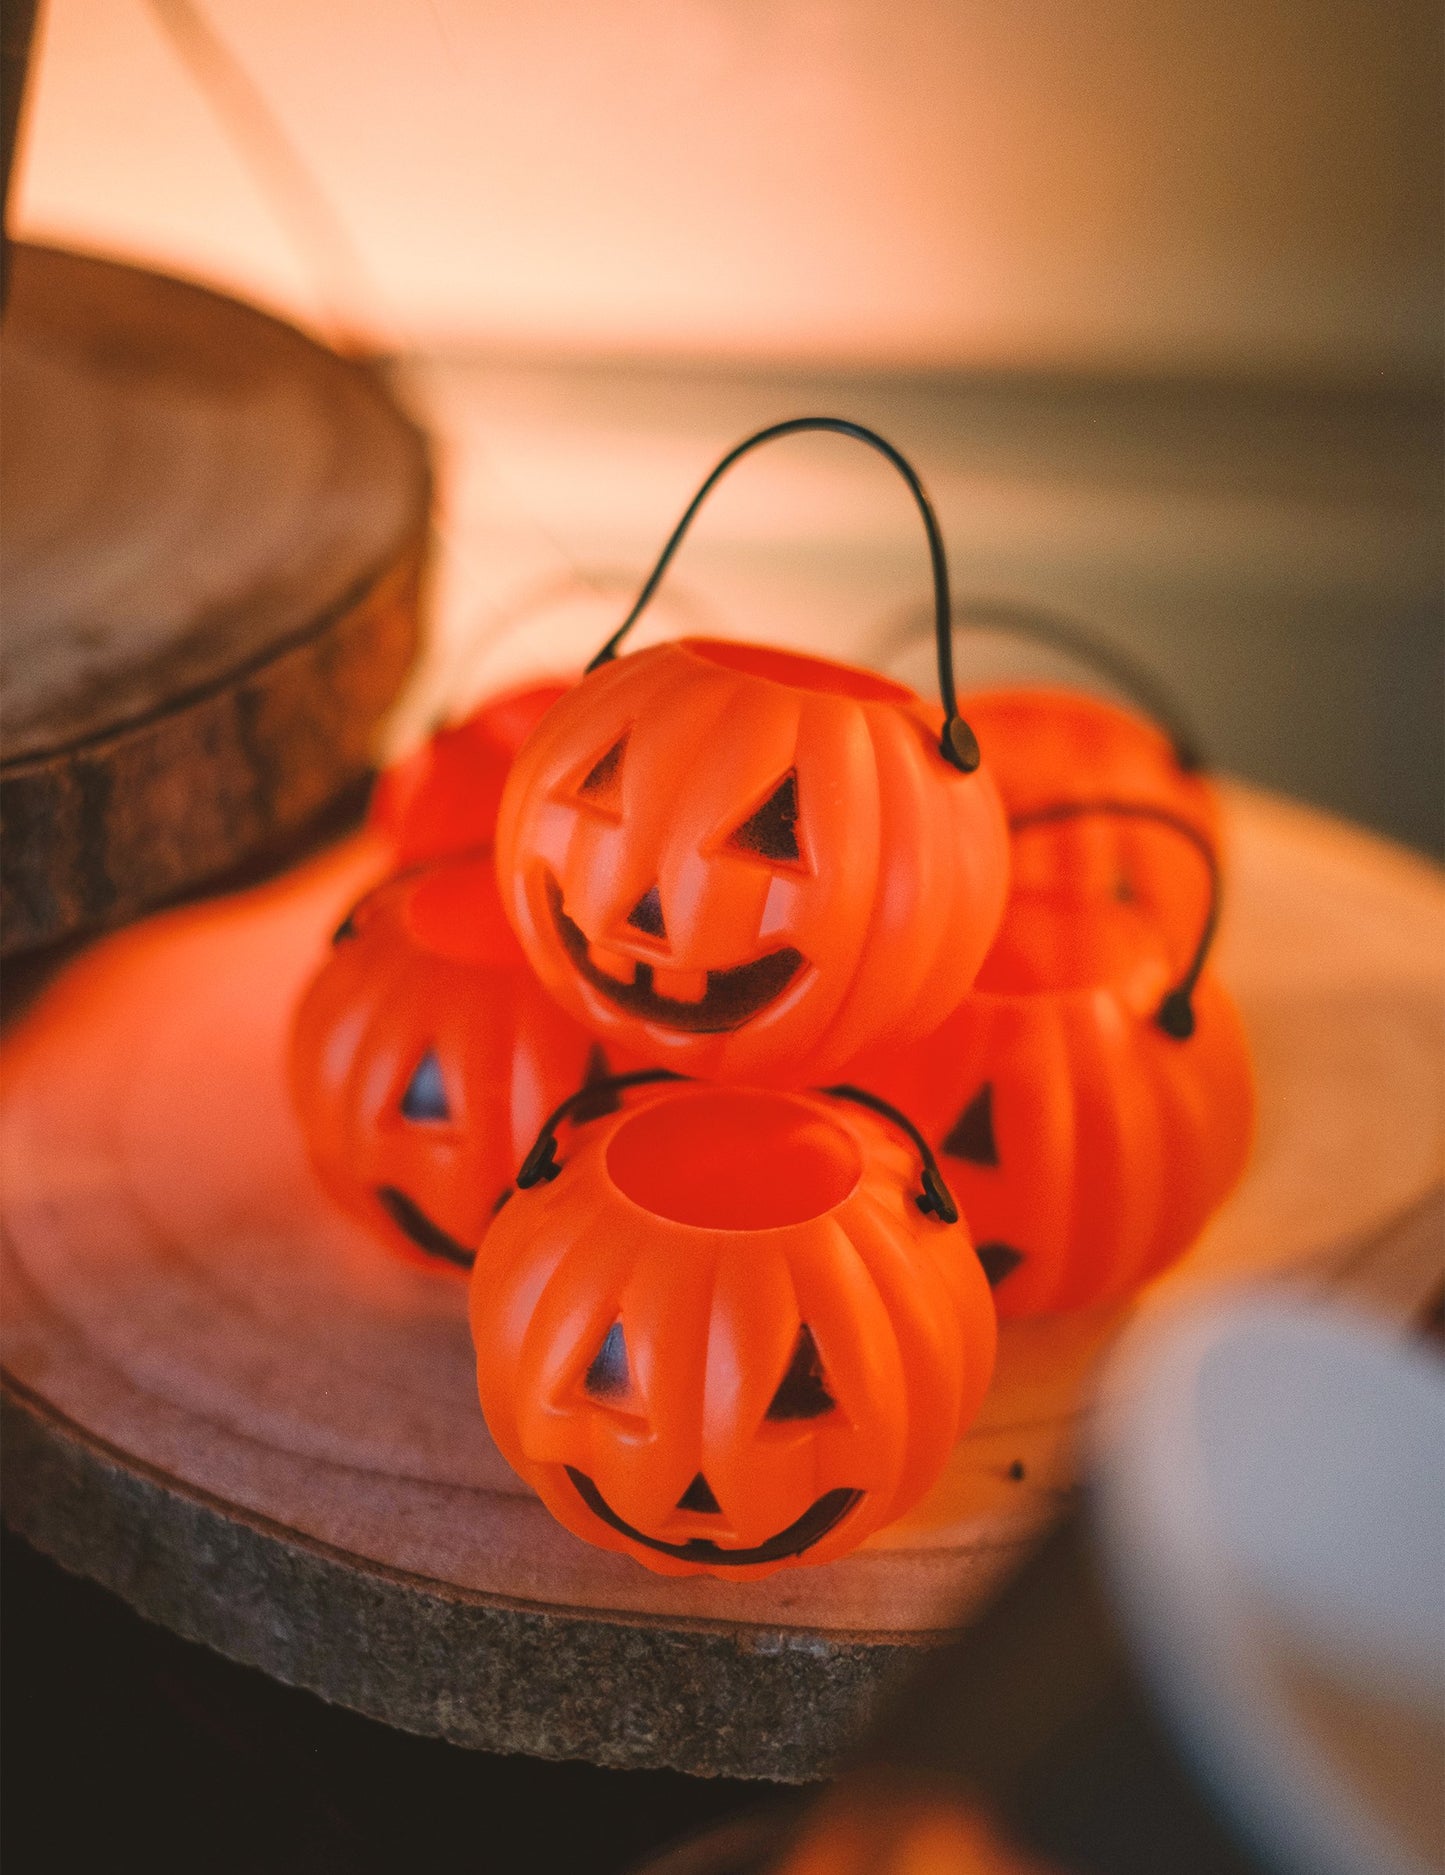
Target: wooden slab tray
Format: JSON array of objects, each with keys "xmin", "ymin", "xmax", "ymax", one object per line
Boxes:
[
  {"xmin": 0, "ymin": 245, "xmax": 429, "ymax": 955},
  {"xmin": 2, "ymin": 788, "xmax": 1441, "ymax": 1781}
]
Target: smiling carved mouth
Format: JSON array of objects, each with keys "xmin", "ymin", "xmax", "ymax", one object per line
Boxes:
[
  {"xmin": 546, "ymin": 876, "xmax": 804, "ymax": 1034},
  {"xmin": 565, "ymin": 1467, "xmax": 863, "ymax": 1565},
  {"xmin": 376, "ymin": 1187, "xmax": 476, "ymax": 1270}
]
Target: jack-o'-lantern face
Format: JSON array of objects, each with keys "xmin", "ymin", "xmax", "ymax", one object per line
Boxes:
[
  {"xmin": 288, "ymin": 856, "xmax": 596, "ymax": 1269},
  {"xmin": 496, "ymin": 641, "xmax": 1010, "ymax": 1084},
  {"xmin": 929, "ymin": 944, "xmax": 1253, "ymax": 1316},
  {"xmin": 470, "ymin": 1085, "xmax": 998, "ymax": 1575},
  {"xmin": 562, "ymin": 1316, "xmax": 866, "ymax": 1569},
  {"xmin": 850, "ymin": 813, "xmax": 1252, "ymax": 1316}
]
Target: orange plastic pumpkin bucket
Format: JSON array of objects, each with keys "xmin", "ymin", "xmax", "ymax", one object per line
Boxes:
[
  {"xmin": 470, "ymin": 1072, "xmax": 998, "ymax": 1575},
  {"xmin": 851, "ymin": 802, "xmax": 1253, "ymax": 1316},
  {"xmin": 887, "ymin": 596, "xmax": 1222, "ymax": 954},
  {"xmin": 964, "ymin": 685, "xmax": 1220, "ymax": 957},
  {"xmin": 495, "ymin": 418, "xmax": 1011, "ymax": 1084},
  {"xmin": 289, "ymin": 853, "xmax": 598, "ymax": 1269}
]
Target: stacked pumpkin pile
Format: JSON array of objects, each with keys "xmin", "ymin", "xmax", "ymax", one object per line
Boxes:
[{"xmin": 290, "ymin": 420, "xmax": 1253, "ymax": 1578}]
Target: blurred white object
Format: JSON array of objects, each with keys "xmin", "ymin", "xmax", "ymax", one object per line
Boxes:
[{"xmin": 1094, "ymin": 1293, "xmax": 1445, "ymax": 1875}]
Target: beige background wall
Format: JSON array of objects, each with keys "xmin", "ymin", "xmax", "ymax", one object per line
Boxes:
[
  {"xmin": 9, "ymin": 1, "xmax": 1441, "ymax": 852},
  {"xmin": 13, "ymin": 0, "xmax": 1442, "ymax": 379}
]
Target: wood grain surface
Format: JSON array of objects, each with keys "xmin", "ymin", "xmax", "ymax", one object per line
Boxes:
[
  {"xmin": 1, "ymin": 789, "xmax": 1441, "ymax": 1780},
  {"xmin": 0, "ymin": 245, "xmax": 429, "ymax": 955}
]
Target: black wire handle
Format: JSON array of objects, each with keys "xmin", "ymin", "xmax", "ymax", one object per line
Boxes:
[
  {"xmin": 516, "ymin": 1069, "xmax": 687, "ymax": 1188},
  {"xmin": 819, "ymin": 1084, "xmax": 960, "ymax": 1224},
  {"xmin": 585, "ymin": 417, "xmax": 982, "ymax": 774},
  {"xmin": 514, "ymin": 1067, "xmax": 958, "ymax": 1224},
  {"xmin": 1008, "ymin": 800, "xmax": 1220, "ymax": 1039},
  {"xmin": 948, "ymin": 597, "xmax": 1204, "ymax": 772}
]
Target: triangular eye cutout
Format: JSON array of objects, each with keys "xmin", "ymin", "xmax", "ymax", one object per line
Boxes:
[
  {"xmin": 941, "ymin": 1083, "xmax": 999, "ymax": 1166},
  {"xmin": 400, "ymin": 1049, "xmax": 451, "ymax": 1122},
  {"xmin": 584, "ymin": 1322, "xmax": 630, "ymax": 1399},
  {"xmin": 766, "ymin": 1325, "xmax": 836, "ymax": 1421},
  {"xmin": 626, "ymin": 885, "xmax": 667, "ymax": 940},
  {"xmin": 977, "ymin": 1242, "xmax": 1024, "ymax": 1288},
  {"xmin": 727, "ymin": 771, "xmax": 804, "ymax": 868},
  {"xmin": 575, "ymin": 733, "xmax": 628, "ymax": 813}
]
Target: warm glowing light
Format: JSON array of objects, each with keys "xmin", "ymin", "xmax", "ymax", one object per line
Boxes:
[{"xmin": 14, "ymin": 0, "xmax": 1440, "ymax": 377}]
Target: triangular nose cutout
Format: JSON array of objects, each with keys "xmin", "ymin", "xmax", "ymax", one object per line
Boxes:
[
  {"xmin": 626, "ymin": 885, "xmax": 667, "ymax": 940},
  {"xmin": 676, "ymin": 1473, "xmax": 722, "ymax": 1515}
]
